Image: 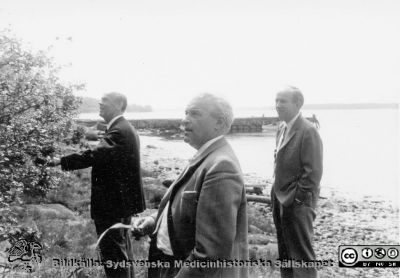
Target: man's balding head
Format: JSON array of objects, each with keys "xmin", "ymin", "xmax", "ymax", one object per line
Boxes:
[
  {"xmin": 99, "ymin": 92, "xmax": 127, "ymax": 123},
  {"xmin": 275, "ymin": 86, "xmax": 304, "ymax": 123},
  {"xmin": 104, "ymin": 92, "xmax": 128, "ymax": 112}
]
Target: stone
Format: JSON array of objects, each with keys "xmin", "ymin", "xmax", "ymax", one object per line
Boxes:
[
  {"xmin": 248, "ymin": 225, "xmax": 264, "ymax": 234},
  {"xmin": 320, "ymin": 200, "xmax": 335, "ymax": 209},
  {"xmin": 143, "ymin": 183, "xmax": 167, "ymax": 208},
  {"xmin": 248, "ymin": 234, "xmax": 274, "ymax": 245},
  {"xmin": 26, "ymin": 204, "xmax": 77, "ymax": 220},
  {"xmin": 249, "ymin": 243, "xmax": 279, "ymax": 261}
]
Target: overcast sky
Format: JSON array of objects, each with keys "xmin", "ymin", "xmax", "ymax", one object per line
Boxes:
[{"xmin": 1, "ymin": 0, "xmax": 399, "ymax": 109}]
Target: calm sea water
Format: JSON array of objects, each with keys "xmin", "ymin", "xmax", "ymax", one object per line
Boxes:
[{"xmin": 79, "ymin": 108, "xmax": 399, "ymax": 203}]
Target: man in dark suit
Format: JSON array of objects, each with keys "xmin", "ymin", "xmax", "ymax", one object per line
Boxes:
[
  {"xmin": 50, "ymin": 92, "xmax": 145, "ymax": 278},
  {"xmin": 271, "ymin": 86, "xmax": 323, "ymax": 278},
  {"xmin": 132, "ymin": 93, "xmax": 248, "ymax": 278}
]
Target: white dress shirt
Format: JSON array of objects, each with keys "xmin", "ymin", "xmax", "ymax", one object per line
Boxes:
[{"xmin": 277, "ymin": 112, "xmax": 300, "ymax": 150}]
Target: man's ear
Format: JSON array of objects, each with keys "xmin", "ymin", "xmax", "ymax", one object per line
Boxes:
[
  {"xmin": 215, "ymin": 117, "xmax": 225, "ymax": 132},
  {"xmin": 113, "ymin": 100, "xmax": 124, "ymax": 112}
]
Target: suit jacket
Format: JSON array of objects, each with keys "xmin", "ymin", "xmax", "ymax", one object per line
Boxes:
[
  {"xmin": 151, "ymin": 137, "xmax": 249, "ymax": 278},
  {"xmin": 61, "ymin": 116, "xmax": 146, "ymax": 220},
  {"xmin": 272, "ymin": 115, "xmax": 323, "ymax": 208}
]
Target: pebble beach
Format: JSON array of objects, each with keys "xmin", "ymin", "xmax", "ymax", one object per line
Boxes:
[{"xmin": 140, "ymin": 133, "xmax": 400, "ymax": 278}]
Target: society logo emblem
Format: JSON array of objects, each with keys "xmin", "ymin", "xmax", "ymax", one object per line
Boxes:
[
  {"xmin": 361, "ymin": 248, "xmax": 373, "ymax": 259},
  {"xmin": 374, "ymin": 247, "xmax": 386, "ymax": 259},
  {"xmin": 7, "ymin": 239, "xmax": 43, "ymax": 273},
  {"xmin": 341, "ymin": 248, "xmax": 358, "ymax": 265},
  {"xmin": 387, "ymin": 248, "xmax": 399, "ymax": 259}
]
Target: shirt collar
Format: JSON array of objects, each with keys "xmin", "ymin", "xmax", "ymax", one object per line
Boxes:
[
  {"xmin": 192, "ymin": 135, "xmax": 224, "ymax": 160},
  {"xmin": 284, "ymin": 112, "xmax": 301, "ymax": 133},
  {"xmin": 107, "ymin": 115, "xmax": 123, "ymax": 130}
]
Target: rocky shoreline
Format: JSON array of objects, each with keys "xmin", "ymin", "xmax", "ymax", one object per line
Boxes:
[
  {"xmin": 1, "ymin": 132, "xmax": 398, "ymax": 278},
  {"xmin": 140, "ymin": 133, "xmax": 399, "ymax": 278}
]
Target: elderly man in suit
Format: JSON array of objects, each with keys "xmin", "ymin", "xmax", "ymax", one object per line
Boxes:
[
  {"xmin": 50, "ymin": 92, "xmax": 146, "ymax": 278},
  {"xmin": 271, "ymin": 86, "xmax": 323, "ymax": 278},
  {"xmin": 132, "ymin": 93, "xmax": 248, "ymax": 278}
]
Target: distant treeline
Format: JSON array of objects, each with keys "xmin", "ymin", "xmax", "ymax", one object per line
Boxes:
[
  {"xmin": 303, "ymin": 103, "xmax": 398, "ymax": 110},
  {"xmin": 259, "ymin": 103, "xmax": 398, "ymax": 110},
  {"xmin": 78, "ymin": 97, "xmax": 152, "ymax": 113}
]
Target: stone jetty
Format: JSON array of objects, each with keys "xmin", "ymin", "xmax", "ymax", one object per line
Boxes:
[{"xmin": 77, "ymin": 117, "xmax": 281, "ymax": 133}]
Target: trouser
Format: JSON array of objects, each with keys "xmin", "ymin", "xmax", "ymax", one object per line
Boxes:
[
  {"xmin": 272, "ymin": 192, "xmax": 317, "ymax": 278},
  {"xmin": 147, "ymin": 237, "xmax": 180, "ymax": 278},
  {"xmin": 95, "ymin": 217, "xmax": 135, "ymax": 278}
]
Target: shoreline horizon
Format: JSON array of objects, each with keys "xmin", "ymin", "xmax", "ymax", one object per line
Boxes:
[{"xmin": 139, "ymin": 133, "xmax": 399, "ymax": 207}]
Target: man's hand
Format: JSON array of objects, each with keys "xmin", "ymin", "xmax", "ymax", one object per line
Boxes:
[
  {"xmin": 130, "ymin": 216, "xmax": 155, "ymax": 239},
  {"xmin": 47, "ymin": 157, "xmax": 61, "ymax": 167}
]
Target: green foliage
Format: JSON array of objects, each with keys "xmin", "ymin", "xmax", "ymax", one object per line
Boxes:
[{"xmin": 0, "ymin": 32, "xmax": 83, "ymax": 240}]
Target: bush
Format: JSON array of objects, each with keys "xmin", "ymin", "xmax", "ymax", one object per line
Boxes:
[{"xmin": 0, "ymin": 31, "xmax": 83, "ymax": 240}]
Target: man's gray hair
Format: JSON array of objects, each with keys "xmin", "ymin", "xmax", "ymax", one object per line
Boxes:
[
  {"xmin": 104, "ymin": 92, "xmax": 128, "ymax": 112},
  {"xmin": 284, "ymin": 86, "xmax": 304, "ymax": 107},
  {"xmin": 192, "ymin": 93, "xmax": 234, "ymax": 134}
]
